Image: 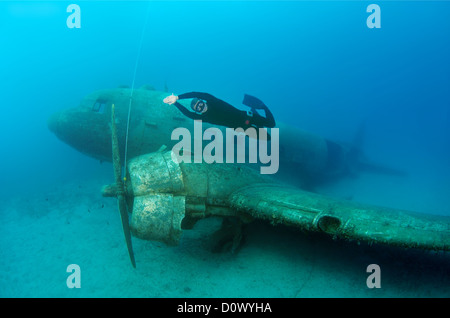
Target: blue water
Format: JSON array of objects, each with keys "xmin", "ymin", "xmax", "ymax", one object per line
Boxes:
[{"xmin": 0, "ymin": 1, "xmax": 449, "ymax": 298}]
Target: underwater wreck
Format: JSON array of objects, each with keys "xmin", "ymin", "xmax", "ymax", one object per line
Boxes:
[
  {"xmin": 101, "ymin": 104, "xmax": 449, "ymax": 267},
  {"xmin": 47, "ymin": 87, "xmax": 449, "ymax": 267}
]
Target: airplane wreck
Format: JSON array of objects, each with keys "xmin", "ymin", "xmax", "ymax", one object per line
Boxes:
[
  {"xmin": 48, "ymin": 87, "xmax": 406, "ymax": 187},
  {"xmin": 48, "ymin": 87, "xmax": 450, "ymax": 267},
  {"xmin": 104, "ymin": 149, "xmax": 449, "ymax": 252}
]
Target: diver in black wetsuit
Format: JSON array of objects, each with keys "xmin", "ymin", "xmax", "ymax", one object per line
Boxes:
[{"xmin": 163, "ymin": 92, "xmax": 276, "ymax": 130}]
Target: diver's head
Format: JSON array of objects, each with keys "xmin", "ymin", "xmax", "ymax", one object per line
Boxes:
[{"xmin": 191, "ymin": 98, "xmax": 208, "ymax": 114}]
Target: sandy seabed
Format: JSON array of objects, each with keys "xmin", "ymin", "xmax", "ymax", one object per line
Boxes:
[{"xmin": 0, "ymin": 164, "xmax": 449, "ymax": 298}]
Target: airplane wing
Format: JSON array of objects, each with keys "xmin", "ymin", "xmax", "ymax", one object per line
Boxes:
[
  {"xmin": 102, "ymin": 151, "xmax": 449, "ymax": 267},
  {"xmin": 229, "ymin": 183, "xmax": 449, "ymax": 251}
]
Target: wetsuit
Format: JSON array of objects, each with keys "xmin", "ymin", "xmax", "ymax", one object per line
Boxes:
[{"xmin": 173, "ymin": 92, "xmax": 276, "ymax": 129}]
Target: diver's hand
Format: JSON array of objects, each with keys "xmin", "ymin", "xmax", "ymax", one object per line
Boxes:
[{"xmin": 163, "ymin": 94, "xmax": 178, "ymax": 105}]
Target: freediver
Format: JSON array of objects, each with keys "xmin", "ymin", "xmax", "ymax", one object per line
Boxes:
[
  {"xmin": 163, "ymin": 92, "xmax": 276, "ymax": 133},
  {"xmin": 163, "ymin": 92, "xmax": 276, "ymax": 251}
]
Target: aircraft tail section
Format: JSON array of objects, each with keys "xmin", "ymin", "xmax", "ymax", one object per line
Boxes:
[
  {"xmin": 357, "ymin": 161, "xmax": 408, "ymax": 177},
  {"xmin": 347, "ymin": 121, "xmax": 407, "ymax": 178}
]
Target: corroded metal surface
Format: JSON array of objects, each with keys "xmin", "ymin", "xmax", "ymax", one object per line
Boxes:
[
  {"xmin": 125, "ymin": 151, "xmax": 449, "ymax": 252},
  {"xmin": 229, "ymin": 184, "xmax": 449, "ymax": 251},
  {"xmin": 128, "ymin": 151, "xmax": 185, "ymax": 245},
  {"xmin": 130, "ymin": 194, "xmax": 185, "ymax": 245},
  {"xmin": 128, "ymin": 151, "xmax": 184, "ymax": 196}
]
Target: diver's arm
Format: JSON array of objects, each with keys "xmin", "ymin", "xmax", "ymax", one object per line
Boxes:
[
  {"xmin": 173, "ymin": 102, "xmax": 203, "ymax": 120},
  {"xmin": 164, "ymin": 92, "xmax": 216, "ymax": 104},
  {"xmin": 178, "ymin": 92, "xmax": 215, "ymax": 101}
]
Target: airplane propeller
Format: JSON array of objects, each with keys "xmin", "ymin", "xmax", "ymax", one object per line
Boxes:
[{"xmin": 110, "ymin": 104, "xmax": 136, "ymax": 268}]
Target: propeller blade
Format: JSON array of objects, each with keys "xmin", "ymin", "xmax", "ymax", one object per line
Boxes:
[
  {"xmin": 111, "ymin": 104, "xmax": 136, "ymax": 268},
  {"xmin": 117, "ymin": 193, "xmax": 136, "ymax": 268}
]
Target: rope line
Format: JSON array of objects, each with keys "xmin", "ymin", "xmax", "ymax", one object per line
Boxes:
[{"xmin": 122, "ymin": 1, "xmax": 151, "ymax": 179}]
